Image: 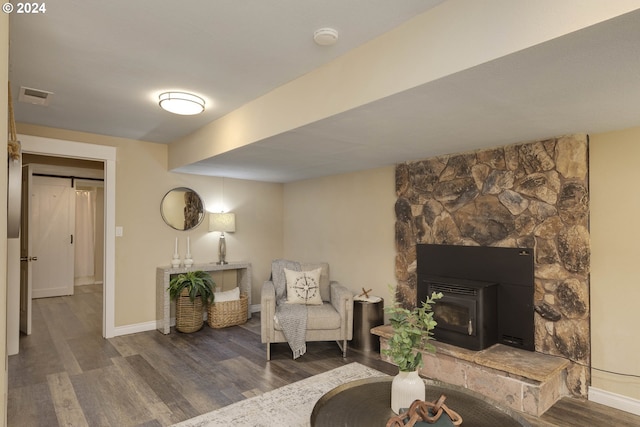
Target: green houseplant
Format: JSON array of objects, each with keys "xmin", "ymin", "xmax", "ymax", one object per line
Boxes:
[
  {"xmin": 383, "ymin": 289, "xmax": 442, "ymax": 414},
  {"xmin": 383, "ymin": 290, "xmax": 443, "ymax": 371},
  {"xmin": 168, "ymin": 270, "xmax": 215, "ymax": 333}
]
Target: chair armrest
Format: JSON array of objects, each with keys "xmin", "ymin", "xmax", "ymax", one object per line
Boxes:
[
  {"xmin": 261, "ymin": 280, "xmax": 277, "ymax": 342},
  {"xmin": 262, "ymin": 280, "xmax": 276, "ymax": 307},
  {"xmin": 330, "ymin": 281, "xmax": 354, "ymax": 340}
]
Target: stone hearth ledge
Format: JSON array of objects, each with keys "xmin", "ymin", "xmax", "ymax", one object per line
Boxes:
[{"xmin": 371, "ymin": 325, "xmax": 570, "ymax": 417}]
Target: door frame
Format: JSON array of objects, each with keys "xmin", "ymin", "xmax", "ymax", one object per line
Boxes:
[{"xmin": 19, "ymin": 134, "xmax": 116, "ymax": 338}]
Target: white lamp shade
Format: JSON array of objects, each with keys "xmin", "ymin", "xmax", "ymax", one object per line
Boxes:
[
  {"xmin": 159, "ymin": 92, "xmax": 205, "ymax": 115},
  {"xmin": 209, "ymin": 212, "xmax": 236, "ymax": 233}
]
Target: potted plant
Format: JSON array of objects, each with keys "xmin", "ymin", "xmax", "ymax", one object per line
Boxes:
[
  {"xmin": 168, "ymin": 270, "xmax": 215, "ymax": 333},
  {"xmin": 383, "ymin": 289, "xmax": 442, "ymax": 414}
]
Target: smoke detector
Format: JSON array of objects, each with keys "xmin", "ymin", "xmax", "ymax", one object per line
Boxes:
[
  {"xmin": 19, "ymin": 86, "xmax": 54, "ymax": 106},
  {"xmin": 313, "ymin": 28, "xmax": 339, "ymax": 46}
]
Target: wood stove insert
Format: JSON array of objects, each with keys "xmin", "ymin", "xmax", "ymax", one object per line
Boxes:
[{"xmin": 417, "ymin": 244, "xmax": 534, "ymax": 351}]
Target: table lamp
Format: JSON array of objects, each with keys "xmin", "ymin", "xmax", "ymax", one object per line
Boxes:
[{"xmin": 209, "ymin": 212, "xmax": 236, "ymax": 264}]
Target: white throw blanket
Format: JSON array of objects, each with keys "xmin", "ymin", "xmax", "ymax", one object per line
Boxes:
[{"xmin": 272, "ymin": 260, "xmax": 307, "ymax": 359}]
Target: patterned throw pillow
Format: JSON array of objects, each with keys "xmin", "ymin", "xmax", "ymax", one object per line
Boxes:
[{"xmin": 284, "ymin": 268, "xmax": 323, "ymax": 305}]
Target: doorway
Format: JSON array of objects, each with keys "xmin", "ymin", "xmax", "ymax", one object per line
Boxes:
[
  {"xmin": 74, "ymin": 182, "xmax": 104, "ymax": 287},
  {"xmin": 14, "ymin": 134, "xmax": 116, "ymax": 340}
]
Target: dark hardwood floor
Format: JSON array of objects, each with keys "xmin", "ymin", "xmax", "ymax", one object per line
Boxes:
[{"xmin": 8, "ymin": 285, "xmax": 640, "ymax": 426}]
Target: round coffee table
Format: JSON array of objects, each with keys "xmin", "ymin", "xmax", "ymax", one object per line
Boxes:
[{"xmin": 310, "ymin": 377, "xmax": 532, "ymax": 427}]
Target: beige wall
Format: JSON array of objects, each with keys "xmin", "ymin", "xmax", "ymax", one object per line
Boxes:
[
  {"xmin": 16, "ymin": 124, "xmax": 283, "ymax": 327},
  {"xmin": 590, "ymin": 127, "xmax": 640, "ymax": 400},
  {"xmin": 1, "ymin": 12, "xmax": 9, "ymax": 427},
  {"xmin": 283, "ymin": 166, "xmax": 397, "ymax": 307}
]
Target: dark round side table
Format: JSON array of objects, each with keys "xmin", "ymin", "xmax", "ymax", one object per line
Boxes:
[
  {"xmin": 311, "ymin": 377, "xmax": 532, "ymax": 427},
  {"xmin": 352, "ymin": 297, "xmax": 384, "ymax": 352}
]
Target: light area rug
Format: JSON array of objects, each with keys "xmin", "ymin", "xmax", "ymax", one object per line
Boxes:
[{"xmin": 172, "ymin": 362, "xmax": 386, "ymax": 427}]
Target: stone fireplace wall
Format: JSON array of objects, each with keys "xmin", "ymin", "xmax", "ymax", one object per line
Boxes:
[{"xmin": 394, "ymin": 135, "xmax": 589, "ymax": 397}]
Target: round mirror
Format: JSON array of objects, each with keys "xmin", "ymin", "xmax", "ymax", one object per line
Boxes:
[{"xmin": 160, "ymin": 187, "xmax": 205, "ymax": 230}]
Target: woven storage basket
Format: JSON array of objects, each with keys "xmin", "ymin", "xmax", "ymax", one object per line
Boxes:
[
  {"xmin": 175, "ymin": 288, "xmax": 204, "ymax": 333},
  {"xmin": 208, "ymin": 293, "xmax": 248, "ymax": 328}
]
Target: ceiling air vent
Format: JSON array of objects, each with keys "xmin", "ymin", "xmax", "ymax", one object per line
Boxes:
[{"xmin": 19, "ymin": 86, "xmax": 54, "ymax": 106}]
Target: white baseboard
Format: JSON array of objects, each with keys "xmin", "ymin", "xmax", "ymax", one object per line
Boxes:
[
  {"xmin": 589, "ymin": 386, "xmax": 640, "ymax": 416},
  {"xmin": 33, "ymin": 288, "xmax": 73, "ymax": 299},
  {"xmin": 112, "ymin": 308, "xmax": 260, "ymax": 338},
  {"xmin": 112, "ymin": 320, "xmax": 158, "ymax": 337},
  {"xmin": 74, "ymin": 276, "xmax": 97, "ymax": 286}
]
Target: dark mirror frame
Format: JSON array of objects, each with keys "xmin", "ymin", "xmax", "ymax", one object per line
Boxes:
[{"xmin": 160, "ymin": 187, "xmax": 205, "ymax": 231}]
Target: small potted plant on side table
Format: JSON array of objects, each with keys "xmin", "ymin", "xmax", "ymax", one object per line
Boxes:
[
  {"xmin": 383, "ymin": 290, "xmax": 442, "ymax": 414},
  {"xmin": 168, "ymin": 270, "xmax": 215, "ymax": 333}
]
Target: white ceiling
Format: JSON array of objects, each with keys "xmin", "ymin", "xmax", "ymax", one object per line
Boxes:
[
  {"xmin": 9, "ymin": 0, "xmax": 443, "ymax": 142},
  {"xmin": 9, "ymin": 2, "xmax": 640, "ymax": 183}
]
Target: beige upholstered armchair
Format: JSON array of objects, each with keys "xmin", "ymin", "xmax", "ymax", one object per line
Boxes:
[{"xmin": 260, "ymin": 260, "xmax": 354, "ymax": 360}]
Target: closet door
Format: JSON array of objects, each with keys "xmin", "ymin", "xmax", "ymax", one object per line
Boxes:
[{"xmin": 31, "ymin": 175, "xmax": 75, "ymax": 298}]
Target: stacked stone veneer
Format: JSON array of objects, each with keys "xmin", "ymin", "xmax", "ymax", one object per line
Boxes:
[{"xmin": 394, "ymin": 135, "xmax": 589, "ymax": 397}]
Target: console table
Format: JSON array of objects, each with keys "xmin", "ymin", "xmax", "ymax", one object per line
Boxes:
[{"xmin": 156, "ymin": 262, "xmax": 252, "ymax": 334}]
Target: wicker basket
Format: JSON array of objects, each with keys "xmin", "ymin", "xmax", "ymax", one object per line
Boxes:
[
  {"xmin": 175, "ymin": 288, "xmax": 204, "ymax": 333},
  {"xmin": 208, "ymin": 293, "xmax": 248, "ymax": 328}
]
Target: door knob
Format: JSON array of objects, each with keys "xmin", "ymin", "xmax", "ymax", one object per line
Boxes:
[{"xmin": 30, "ymin": 256, "xmax": 38, "ymax": 261}]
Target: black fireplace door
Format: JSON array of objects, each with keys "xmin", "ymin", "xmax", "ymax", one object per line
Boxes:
[
  {"xmin": 423, "ymin": 277, "xmax": 499, "ymax": 351},
  {"xmin": 432, "ymin": 293, "xmax": 477, "ymax": 337}
]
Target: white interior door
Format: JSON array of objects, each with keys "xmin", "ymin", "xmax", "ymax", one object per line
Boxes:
[
  {"xmin": 31, "ymin": 175, "xmax": 75, "ymax": 298},
  {"xmin": 19, "ymin": 166, "xmax": 32, "ymax": 335}
]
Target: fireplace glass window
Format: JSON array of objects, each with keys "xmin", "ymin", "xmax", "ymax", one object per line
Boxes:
[{"xmin": 433, "ymin": 296, "xmax": 476, "ymax": 336}]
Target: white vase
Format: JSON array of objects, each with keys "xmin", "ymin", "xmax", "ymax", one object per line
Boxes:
[{"xmin": 391, "ymin": 369, "xmax": 425, "ymax": 414}]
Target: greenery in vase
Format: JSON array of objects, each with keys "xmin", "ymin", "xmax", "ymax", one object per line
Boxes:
[
  {"xmin": 382, "ymin": 290, "xmax": 443, "ymax": 372},
  {"xmin": 168, "ymin": 270, "xmax": 216, "ymax": 305}
]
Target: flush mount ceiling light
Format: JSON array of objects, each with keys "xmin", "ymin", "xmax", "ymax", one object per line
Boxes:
[
  {"xmin": 313, "ymin": 27, "xmax": 339, "ymax": 46},
  {"xmin": 158, "ymin": 91, "xmax": 205, "ymax": 115}
]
